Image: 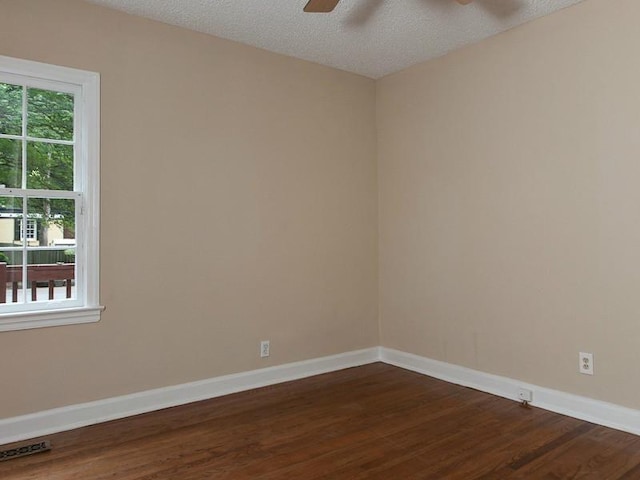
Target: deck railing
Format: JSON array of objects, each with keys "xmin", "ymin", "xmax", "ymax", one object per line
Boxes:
[{"xmin": 0, "ymin": 262, "xmax": 75, "ymax": 303}]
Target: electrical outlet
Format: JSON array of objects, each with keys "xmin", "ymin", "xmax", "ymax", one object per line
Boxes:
[
  {"xmin": 260, "ymin": 340, "xmax": 270, "ymax": 358},
  {"xmin": 579, "ymin": 352, "xmax": 594, "ymax": 375},
  {"xmin": 517, "ymin": 388, "xmax": 533, "ymax": 403}
]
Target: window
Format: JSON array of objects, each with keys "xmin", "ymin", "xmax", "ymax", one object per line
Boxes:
[
  {"xmin": 18, "ymin": 219, "xmax": 38, "ymax": 241},
  {"xmin": 0, "ymin": 55, "xmax": 101, "ymax": 331}
]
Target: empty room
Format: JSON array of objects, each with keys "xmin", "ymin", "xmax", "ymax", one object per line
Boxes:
[{"xmin": 1, "ymin": 0, "xmax": 639, "ymax": 478}]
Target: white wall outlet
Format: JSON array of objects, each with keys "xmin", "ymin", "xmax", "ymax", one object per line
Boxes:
[
  {"xmin": 260, "ymin": 340, "xmax": 270, "ymax": 358},
  {"xmin": 579, "ymin": 352, "xmax": 594, "ymax": 375},
  {"xmin": 517, "ymin": 388, "xmax": 533, "ymax": 403}
]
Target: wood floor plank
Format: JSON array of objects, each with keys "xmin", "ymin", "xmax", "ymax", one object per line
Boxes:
[{"xmin": 1, "ymin": 363, "xmax": 638, "ymax": 479}]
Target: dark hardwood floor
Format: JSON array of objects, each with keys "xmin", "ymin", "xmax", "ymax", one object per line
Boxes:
[{"xmin": 2, "ymin": 363, "xmax": 639, "ymax": 479}]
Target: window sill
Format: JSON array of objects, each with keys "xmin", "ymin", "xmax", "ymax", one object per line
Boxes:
[{"xmin": 0, "ymin": 306, "xmax": 104, "ymax": 332}]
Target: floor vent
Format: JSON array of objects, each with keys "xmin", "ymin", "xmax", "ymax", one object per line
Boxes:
[{"xmin": 0, "ymin": 440, "xmax": 51, "ymax": 462}]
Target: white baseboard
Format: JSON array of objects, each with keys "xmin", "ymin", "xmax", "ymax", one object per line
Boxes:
[
  {"xmin": 380, "ymin": 347, "xmax": 640, "ymax": 437},
  {"xmin": 0, "ymin": 347, "xmax": 380, "ymax": 446},
  {"xmin": 3, "ymin": 346, "xmax": 638, "ymax": 446}
]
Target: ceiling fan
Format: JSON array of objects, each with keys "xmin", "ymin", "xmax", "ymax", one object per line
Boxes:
[{"xmin": 304, "ymin": 0, "xmax": 473, "ymax": 13}]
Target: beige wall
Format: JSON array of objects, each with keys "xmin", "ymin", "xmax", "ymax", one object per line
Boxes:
[
  {"xmin": 378, "ymin": 0, "xmax": 640, "ymax": 409},
  {"xmin": 0, "ymin": 0, "xmax": 378, "ymax": 417}
]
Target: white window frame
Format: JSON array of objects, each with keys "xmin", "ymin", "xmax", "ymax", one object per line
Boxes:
[{"xmin": 0, "ymin": 55, "xmax": 102, "ymax": 331}]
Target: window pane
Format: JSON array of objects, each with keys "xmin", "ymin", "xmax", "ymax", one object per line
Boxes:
[
  {"xmin": 0, "ymin": 195, "xmax": 24, "ymax": 305},
  {"xmin": 0, "ymin": 83, "xmax": 23, "ymax": 136},
  {"xmin": 26, "ymin": 197, "xmax": 75, "ymax": 248},
  {"xmin": 27, "ymin": 88, "xmax": 74, "ymax": 141},
  {"xmin": 0, "ymin": 196, "xmax": 24, "ymax": 246},
  {"xmin": 26, "ymin": 142, "xmax": 73, "ymax": 190},
  {"xmin": 0, "ymin": 249, "xmax": 23, "ymax": 305},
  {"xmin": 26, "ymin": 250, "xmax": 76, "ymax": 303},
  {"xmin": 0, "ymin": 138, "xmax": 22, "ymax": 188},
  {"xmin": 25, "ymin": 197, "xmax": 76, "ymax": 303}
]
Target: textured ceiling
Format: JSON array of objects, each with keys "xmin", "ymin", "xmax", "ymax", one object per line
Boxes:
[{"xmin": 85, "ymin": 0, "xmax": 585, "ymax": 78}]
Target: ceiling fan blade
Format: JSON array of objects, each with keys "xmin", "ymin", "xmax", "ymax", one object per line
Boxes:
[{"xmin": 304, "ymin": 0, "xmax": 341, "ymax": 13}]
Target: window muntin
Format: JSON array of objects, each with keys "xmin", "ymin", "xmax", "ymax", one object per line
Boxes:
[{"xmin": 0, "ymin": 56, "xmax": 101, "ymax": 330}]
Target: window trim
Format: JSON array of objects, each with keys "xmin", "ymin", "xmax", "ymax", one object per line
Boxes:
[{"xmin": 0, "ymin": 55, "xmax": 102, "ymax": 331}]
